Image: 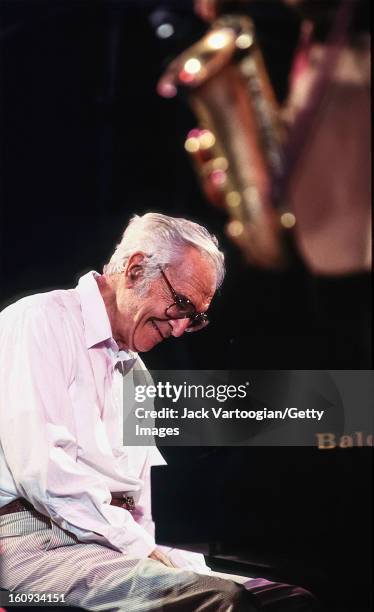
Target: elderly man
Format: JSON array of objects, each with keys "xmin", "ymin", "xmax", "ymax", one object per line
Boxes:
[{"xmin": 0, "ymin": 213, "xmax": 317, "ymax": 611}]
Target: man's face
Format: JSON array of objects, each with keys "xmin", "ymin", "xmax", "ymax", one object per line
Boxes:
[{"xmin": 113, "ymin": 248, "xmax": 217, "ymax": 352}]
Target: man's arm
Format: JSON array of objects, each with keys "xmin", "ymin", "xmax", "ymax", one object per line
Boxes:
[{"xmin": 0, "ymin": 301, "xmax": 155, "ymax": 558}]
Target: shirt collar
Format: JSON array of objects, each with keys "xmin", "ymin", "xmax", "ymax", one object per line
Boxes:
[{"xmin": 75, "ymin": 271, "xmax": 113, "ymax": 349}]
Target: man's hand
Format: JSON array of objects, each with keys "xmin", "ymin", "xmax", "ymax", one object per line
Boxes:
[{"xmin": 148, "ymin": 548, "xmax": 176, "ymax": 568}]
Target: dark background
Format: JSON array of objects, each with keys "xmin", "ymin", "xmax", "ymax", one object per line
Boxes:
[{"xmin": 0, "ymin": 0, "xmax": 371, "ymax": 371}]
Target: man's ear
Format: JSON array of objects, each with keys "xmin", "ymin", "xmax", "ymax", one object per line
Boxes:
[{"xmin": 124, "ymin": 252, "xmax": 146, "ymax": 288}]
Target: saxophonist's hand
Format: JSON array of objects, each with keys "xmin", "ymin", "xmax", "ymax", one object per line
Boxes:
[
  {"xmin": 194, "ymin": 0, "xmax": 253, "ymax": 22},
  {"xmin": 194, "ymin": 0, "xmax": 220, "ymax": 22}
]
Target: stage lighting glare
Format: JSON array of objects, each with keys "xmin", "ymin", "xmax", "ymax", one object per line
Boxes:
[
  {"xmin": 179, "ymin": 70, "xmax": 195, "ymax": 84},
  {"xmin": 212, "ymin": 157, "xmax": 229, "ymax": 171},
  {"xmin": 184, "ymin": 58, "xmax": 202, "ymax": 75},
  {"xmin": 157, "ymin": 81, "xmax": 177, "ymax": 98},
  {"xmin": 199, "ymin": 130, "xmax": 215, "ymax": 149},
  {"xmin": 280, "ymin": 212, "xmax": 296, "ymax": 228},
  {"xmin": 156, "ymin": 23, "xmax": 174, "ymax": 39},
  {"xmin": 227, "ymin": 220, "xmax": 244, "ymax": 237},
  {"xmin": 185, "ymin": 137, "xmax": 200, "ymax": 153},
  {"xmin": 236, "ymin": 33, "xmax": 253, "ymax": 49},
  {"xmin": 226, "ymin": 191, "xmax": 241, "ymax": 208},
  {"xmin": 210, "ymin": 169, "xmax": 227, "ymax": 186},
  {"xmin": 207, "ymin": 29, "xmax": 232, "ymax": 50}
]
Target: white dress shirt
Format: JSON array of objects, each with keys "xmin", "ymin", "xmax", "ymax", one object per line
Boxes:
[{"xmin": 0, "ymin": 271, "xmax": 167, "ymax": 559}]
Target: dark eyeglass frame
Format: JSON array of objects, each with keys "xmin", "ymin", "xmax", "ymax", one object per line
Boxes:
[{"xmin": 159, "ymin": 266, "xmax": 209, "ymax": 332}]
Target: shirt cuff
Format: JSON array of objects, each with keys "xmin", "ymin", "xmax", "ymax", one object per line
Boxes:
[{"xmin": 108, "ymin": 519, "xmax": 156, "ymax": 558}]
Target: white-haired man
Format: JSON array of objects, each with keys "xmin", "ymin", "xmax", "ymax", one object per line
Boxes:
[{"xmin": 0, "ymin": 213, "xmax": 318, "ymax": 611}]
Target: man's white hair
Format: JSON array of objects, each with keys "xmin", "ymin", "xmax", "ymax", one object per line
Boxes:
[{"xmin": 103, "ymin": 212, "xmax": 225, "ymax": 290}]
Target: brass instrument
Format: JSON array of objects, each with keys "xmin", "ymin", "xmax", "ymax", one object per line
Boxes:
[{"xmin": 158, "ymin": 14, "xmax": 294, "ymax": 269}]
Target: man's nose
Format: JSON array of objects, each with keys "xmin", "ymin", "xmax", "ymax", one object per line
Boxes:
[{"xmin": 169, "ymin": 318, "xmax": 190, "ymax": 337}]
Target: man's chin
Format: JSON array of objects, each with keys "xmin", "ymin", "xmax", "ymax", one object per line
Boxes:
[
  {"xmin": 131, "ymin": 321, "xmax": 166, "ymax": 352},
  {"xmin": 133, "ymin": 339, "xmax": 161, "ymax": 353},
  {"xmin": 132, "ymin": 332, "xmax": 161, "ymax": 353}
]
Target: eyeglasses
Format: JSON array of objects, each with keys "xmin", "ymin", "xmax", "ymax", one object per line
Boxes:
[{"xmin": 159, "ymin": 267, "xmax": 209, "ymax": 333}]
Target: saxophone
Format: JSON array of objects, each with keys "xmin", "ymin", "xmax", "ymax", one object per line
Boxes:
[{"xmin": 157, "ymin": 14, "xmax": 295, "ymax": 269}]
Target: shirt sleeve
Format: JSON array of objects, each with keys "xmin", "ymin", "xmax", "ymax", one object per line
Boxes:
[{"xmin": 0, "ymin": 301, "xmax": 155, "ymax": 558}]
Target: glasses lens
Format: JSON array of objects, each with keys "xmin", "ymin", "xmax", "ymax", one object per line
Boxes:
[
  {"xmin": 166, "ymin": 301, "xmax": 195, "ymax": 319},
  {"xmin": 186, "ymin": 319, "xmax": 209, "ymax": 333}
]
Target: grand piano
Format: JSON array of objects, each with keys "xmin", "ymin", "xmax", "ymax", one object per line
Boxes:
[{"xmin": 151, "ymin": 447, "xmax": 372, "ymax": 612}]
